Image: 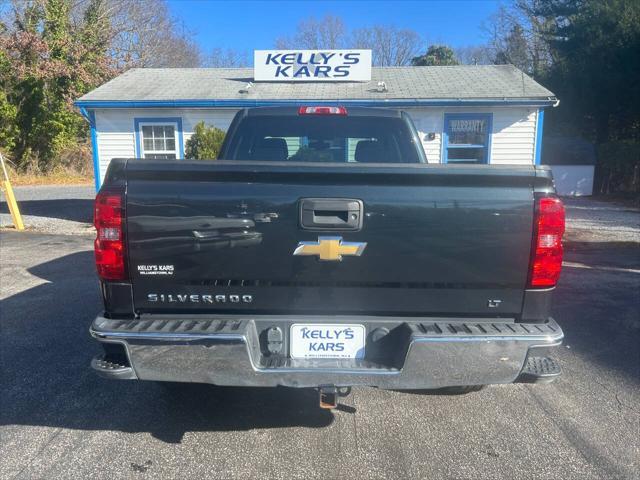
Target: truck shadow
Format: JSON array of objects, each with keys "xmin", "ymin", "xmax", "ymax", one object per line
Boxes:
[
  {"xmin": 0, "ymin": 246, "xmax": 332, "ymax": 444},
  {"xmin": 0, "ymin": 199, "xmax": 93, "ymax": 223},
  {"xmin": 555, "ymin": 241, "xmax": 640, "ymax": 380},
  {"xmin": 148, "ymin": 384, "xmax": 334, "ymax": 443}
]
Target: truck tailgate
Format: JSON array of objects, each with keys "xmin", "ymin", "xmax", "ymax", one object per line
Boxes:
[{"xmin": 125, "ymin": 161, "xmax": 542, "ymax": 317}]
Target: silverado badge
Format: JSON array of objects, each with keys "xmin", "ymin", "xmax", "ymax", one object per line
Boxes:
[{"xmin": 293, "ymin": 236, "xmax": 367, "ymax": 261}]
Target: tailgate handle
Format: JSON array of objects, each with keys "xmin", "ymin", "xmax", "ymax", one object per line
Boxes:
[{"xmin": 300, "ymin": 198, "xmax": 363, "ymax": 230}]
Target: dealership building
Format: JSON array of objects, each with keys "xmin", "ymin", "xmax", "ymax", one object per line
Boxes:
[{"xmin": 76, "ymin": 59, "xmax": 561, "ymax": 191}]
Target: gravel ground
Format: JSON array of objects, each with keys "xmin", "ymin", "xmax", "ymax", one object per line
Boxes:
[
  {"xmin": 563, "ymin": 197, "xmax": 640, "ymax": 244},
  {"xmin": 0, "ymin": 185, "xmax": 94, "ymax": 235}
]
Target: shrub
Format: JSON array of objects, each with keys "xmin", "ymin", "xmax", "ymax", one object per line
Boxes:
[
  {"xmin": 184, "ymin": 122, "xmax": 226, "ymax": 160},
  {"xmin": 57, "ymin": 142, "xmax": 93, "ymax": 176},
  {"xmin": 0, "ymin": 91, "xmax": 18, "ymax": 153}
]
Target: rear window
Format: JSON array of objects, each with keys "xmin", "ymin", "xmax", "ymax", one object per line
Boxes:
[{"xmin": 222, "ymin": 115, "xmax": 423, "ymax": 163}]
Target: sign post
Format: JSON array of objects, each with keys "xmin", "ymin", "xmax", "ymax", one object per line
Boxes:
[
  {"xmin": 254, "ymin": 50, "xmax": 372, "ymax": 82},
  {"xmin": 0, "ymin": 151, "xmax": 24, "ymax": 231}
]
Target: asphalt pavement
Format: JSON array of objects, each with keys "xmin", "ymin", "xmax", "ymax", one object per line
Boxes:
[{"xmin": 0, "ymin": 194, "xmax": 639, "ymax": 479}]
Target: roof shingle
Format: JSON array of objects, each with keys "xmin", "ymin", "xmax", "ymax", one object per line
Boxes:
[{"xmin": 78, "ymin": 65, "xmax": 555, "ymax": 102}]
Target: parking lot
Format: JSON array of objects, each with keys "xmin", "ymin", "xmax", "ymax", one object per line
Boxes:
[{"xmin": 1, "ymin": 186, "xmax": 639, "ymax": 479}]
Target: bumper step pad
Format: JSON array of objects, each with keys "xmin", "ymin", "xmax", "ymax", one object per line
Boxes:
[
  {"xmin": 91, "ymin": 354, "xmax": 137, "ymax": 380},
  {"xmin": 517, "ymin": 356, "xmax": 561, "ymax": 384}
]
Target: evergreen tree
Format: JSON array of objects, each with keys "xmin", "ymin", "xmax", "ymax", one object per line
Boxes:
[{"xmin": 411, "ymin": 45, "xmax": 459, "ymax": 66}]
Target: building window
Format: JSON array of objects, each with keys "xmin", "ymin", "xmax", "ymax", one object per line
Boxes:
[
  {"xmin": 140, "ymin": 124, "xmax": 177, "ymax": 159},
  {"xmin": 443, "ymin": 114, "xmax": 492, "ymax": 164},
  {"xmin": 135, "ymin": 117, "xmax": 183, "ymax": 159}
]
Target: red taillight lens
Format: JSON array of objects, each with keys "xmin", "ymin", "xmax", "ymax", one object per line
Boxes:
[
  {"xmin": 94, "ymin": 188, "xmax": 127, "ymax": 281},
  {"xmin": 529, "ymin": 196, "xmax": 565, "ymax": 288},
  {"xmin": 298, "ymin": 106, "xmax": 347, "ymax": 115}
]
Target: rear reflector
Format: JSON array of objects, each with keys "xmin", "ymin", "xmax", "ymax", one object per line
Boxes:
[
  {"xmin": 528, "ymin": 196, "xmax": 565, "ymax": 288},
  {"xmin": 94, "ymin": 187, "xmax": 127, "ymax": 281},
  {"xmin": 298, "ymin": 106, "xmax": 347, "ymax": 115}
]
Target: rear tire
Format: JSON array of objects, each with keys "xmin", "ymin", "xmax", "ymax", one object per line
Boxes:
[
  {"xmin": 397, "ymin": 385, "xmax": 485, "ymax": 395},
  {"xmin": 155, "ymin": 381, "xmax": 186, "ymax": 391},
  {"xmin": 434, "ymin": 385, "xmax": 485, "ymax": 395},
  {"xmin": 154, "ymin": 381, "xmax": 211, "ymax": 395}
]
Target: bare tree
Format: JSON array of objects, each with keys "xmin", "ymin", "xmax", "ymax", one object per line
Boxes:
[
  {"xmin": 275, "ymin": 15, "xmax": 346, "ymax": 49},
  {"xmin": 455, "ymin": 45, "xmax": 494, "ymax": 65},
  {"xmin": 204, "ymin": 48, "xmax": 250, "ymax": 68},
  {"xmin": 482, "ymin": 2, "xmax": 553, "ymax": 76},
  {"xmin": 4, "ymin": 0, "xmax": 203, "ymax": 68},
  {"xmin": 275, "ymin": 16, "xmax": 422, "ymax": 67},
  {"xmin": 352, "ymin": 25, "xmax": 422, "ymax": 66},
  {"xmin": 94, "ymin": 0, "xmax": 201, "ymax": 68}
]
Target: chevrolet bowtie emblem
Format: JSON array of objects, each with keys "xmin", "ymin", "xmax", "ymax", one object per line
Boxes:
[{"xmin": 293, "ymin": 236, "xmax": 367, "ymax": 261}]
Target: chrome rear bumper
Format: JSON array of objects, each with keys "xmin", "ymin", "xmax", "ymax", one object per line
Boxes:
[{"xmin": 90, "ymin": 315, "xmax": 563, "ymax": 389}]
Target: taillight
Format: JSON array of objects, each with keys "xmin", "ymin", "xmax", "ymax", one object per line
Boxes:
[
  {"xmin": 528, "ymin": 196, "xmax": 565, "ymax": 288},
  {"xmin": 94, "ymin": 187, "xmax": 127, "ymax": 281},
  {"xmin": 298, "ymin": 106, "xmax": 347, "ymax": 115}
]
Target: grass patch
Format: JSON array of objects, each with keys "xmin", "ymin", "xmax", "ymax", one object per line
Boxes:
[
  {"xmin": 9, "ymin": 169, "xmax": 93, "ymax": 186},
  {"xmin": 2, "ymin": 143, "xmax": 94, "ymax": 186}
]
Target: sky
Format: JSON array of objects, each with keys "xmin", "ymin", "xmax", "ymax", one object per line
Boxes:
[{"xmin": 167, "ymin": 0, "xmax": 503, "ymax": 57}]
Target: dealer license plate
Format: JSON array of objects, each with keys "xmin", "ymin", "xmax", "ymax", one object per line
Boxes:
[{"xmin": 290, "ymin": 324, "xmax": 365, "ymax": 359}]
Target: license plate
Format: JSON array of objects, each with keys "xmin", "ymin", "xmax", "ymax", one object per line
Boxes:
[{"xmin": 290, "ymin": 324, "xmax": 365, "ymax": 359}]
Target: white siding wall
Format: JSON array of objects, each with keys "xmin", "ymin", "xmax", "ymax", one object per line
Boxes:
[
  {"xmin": 406, "ymin": 108, "xmax": 443, "ymax": 163},
  {"xmin": 93, "ymin": 106, "xmax": 540, "ymax": 185},
  {"xmin": 94, "ymin": 108, "xmax": 239, "ymax": 184},
  {"xmin": 491, "ymin": 108, "xmax": 538, "ymax": 165},
  {"xmin": 406, "ymin": 106, "xmax": 539, "ymax": 164}
]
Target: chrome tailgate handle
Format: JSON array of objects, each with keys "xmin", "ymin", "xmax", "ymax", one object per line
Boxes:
[{"xmin": 299, "ymin": 198, "xmax": 363, "ymax": 230}]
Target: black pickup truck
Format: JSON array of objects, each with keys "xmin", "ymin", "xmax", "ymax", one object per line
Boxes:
[{"xmin": 90, "ymin": 106, "xmax": 565, "ymax": 407}]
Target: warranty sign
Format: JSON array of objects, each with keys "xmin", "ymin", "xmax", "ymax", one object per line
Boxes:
[{"xmin": 254, "ymin": 50, "xmax": 372, "ymax": 82}]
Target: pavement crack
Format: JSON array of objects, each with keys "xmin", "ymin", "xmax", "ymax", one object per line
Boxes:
[
  {"xmin": 615, "ymin": 392, "xmax": 640, "ymax": 416},
  {"xmin": 12, "ymin": 427, "xmax": 63, "ymax": 479},
  {"xmin": 351, "ymin": 390, "xmax": 359, "ymax": 453},
  {"xmin": 527, "ymin": 388, "xmax": 628, "ymax": 479},
  {"xmin": 563, "ymin": 364, "xmax": 640, "ymax": 417}
]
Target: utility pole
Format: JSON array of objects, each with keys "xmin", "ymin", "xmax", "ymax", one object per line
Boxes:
[{"xmin": 0, "ymin": 151, "xmax": 25, "ymax": 230}]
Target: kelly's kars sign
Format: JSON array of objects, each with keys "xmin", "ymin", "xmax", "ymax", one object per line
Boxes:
[{"xmin": 254, "ymin": 50, "xmax": 372, "ymax": 82}]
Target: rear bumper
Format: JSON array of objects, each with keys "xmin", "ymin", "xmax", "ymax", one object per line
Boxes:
[{"xmin": 90, "ymin": 315, "xmax": 563, "ymax": 389}]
